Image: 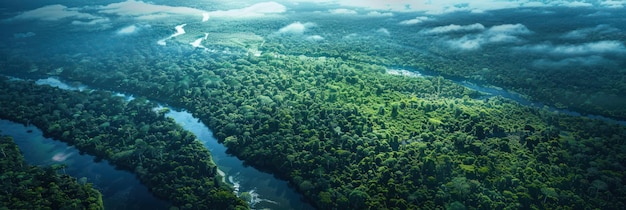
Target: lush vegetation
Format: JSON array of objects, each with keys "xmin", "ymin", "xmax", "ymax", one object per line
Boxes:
[
  {"xmin": 0, "ymin": 5, "xmax": 625, "ymax": 210},
  {"xmin": 268, "ymin": 8, "xmax": 626, "ymax": 120},
  {"xmin": 0, "ymin": 78, "xmax": 248, "ymax": 210},
  {"xmin": 6, "ymin": 36, "xmax": 622, "ymax": 209},
  {"xmin": 0, "ymin": 135, "xmax": 104, "ymax": 210}
]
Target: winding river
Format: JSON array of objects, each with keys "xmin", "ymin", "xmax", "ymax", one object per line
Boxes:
[
  {"xmin": 0, "ymin": 119, "xmax": 170, "ymax": 210},
  {"xmin": 386, "ymin": 68, "xmax": 626, "ymax": 126},
  {"xmin": 165, "ymin": 109, "xmax": 314, "ymax": 210},
  {"xmin": 4, "ymin": 64, "xmax": 624, "ymax": 209},
  {"xmin": 14, "ymin": 77, "xmax": 314, "ymax": 210}
]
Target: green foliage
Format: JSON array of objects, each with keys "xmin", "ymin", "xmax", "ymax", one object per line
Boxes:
[
  {"xmin": 258, "ymin": 11, "xmax": 626, "ymax": 120},
  {"xmin": 0, "ymin": 79, "xmax": 247, "ymax": 210},
  {"xmin": 1, "ymin": 15, "xmax": 625, "ymax": 209},
  {"xmin": 0, "ymin": 135, "xmax": 104, "ymax": 210}
]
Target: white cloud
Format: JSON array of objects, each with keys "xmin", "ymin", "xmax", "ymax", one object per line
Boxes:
[
  {"xmin": 485, "ymin": 33, "xmax": 520, "ymax": 43},
  {"xmin": 343, "ymin": 33, "xmax": 359, "ymax": 39},
  {"xmin": 9, "ymin": 4, "xmax": 103, "ymax": 21},
  {"xmin": 586, "ymin": 11, "xmax": 612, "ymax": 17},
  {"xmin": 317, "ymin": 0, "xmax": 520, "ymax": 14},
  {"xmin": 286, "ymin": 0, "xmax": 618, "ymax": 14},
  {"xmin": 521, "ymin": 2, "xmax": 548, "ymax": 7},
  {"xmin": 133, "ymin": 14, "xmax": 171, "ymax": 20},
  {"xmin": 321, "ymin": 0, "xmax": 418, "ymax": 12},
  {"xmin": 327, "ymin": 9, "xmax": 394, "ymax": 17},
  {"xmin": 306, "ymin": 35, "xmax": 324, "ymax": 41},
  {"xmin": 399, "ymin": 16, "xmax": 429, "ymax": 25},
  {"xmin": 600, "ymin": 0, "xmax": 626, "ymax": 8},
  {"xmin": 98, "ymin": 1, "xmax": 285, "ymax": 21},
  {"xmin": 277, "ymin": 22, "xmax": 315, "ymax": 34},
  {"xmin": 444, "ymin": 23, "xmax": 532, "ymax": 50},
  {"xmin": 366, "ymin": 11, "xmax": 393, "ymax": 17},
  {"xmin": 376, "ymin": 28, "xmax": 390, "ymax": 35},
  {"xmin": 552, "ymin": 41, "xmax": 626, "ymax": 54},
  {"xmin": 549, "ymin": 1, "xmax": 593, "ymax": 7},
  {"xmin": 486, "ymin": 24, "xmax": 532, "ymax": 35},
  {"xmin": 423, "ymin": 23, "xmax": 485, "ymax": 34},
  {"xmin": 98, "ymin": 0, "xmax": 208, "ymax": 20},
  {"xmin": 329, "ymin": 8, "xmax": 357, "ymax": 14},
  {"xmin": 561, "ymin": 24, "xmax": 620, "ymax": 39},
  {"xmin": 208, "ymin": 2, "xmax": 286, "ymax": 18},
  {"xmin": 532, "ymin": 56, "xmax": 613, "ymax": 68},
  {"xmin": 570, "ymin": 1, "xmax": 593, "ymax": 7},
  {"xmin": 71, "ymin": 18, "xmax": 110, "ymax": 26},
  {"xmin": 447, "ymin": 37, "xmax": 483, "ymax": 50},
  {"xmin": 279, "ymin": 22, "xmax": 305, "ymax": 34},
  {"xmin": 515, "ymin": 41, "xmax": 626, "ymax": 55},
  {"xmin": 116, "ymin": 25, "xmax": 138, "ymax": 35},
  {"xmin": 202, "ymin": 13, "xmax": 210, "ymax": 22}
]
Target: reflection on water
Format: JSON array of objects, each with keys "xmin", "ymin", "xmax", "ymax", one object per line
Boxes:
[
  {"xmin": 165, "ymin": 109, "xmax": 315, "ymax": 210},
  {"xmin": 0, "ymin": 119, "xmax": 169, "ymax": 210},
  {"xmin": 30, "ymin": 76, "xmax": 313, "ymax": 209},
  {"xmin": 52, "ymin": 152, "xmax": 73, "ymax": 162}
]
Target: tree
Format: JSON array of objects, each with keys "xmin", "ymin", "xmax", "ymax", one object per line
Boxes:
[
  {"xmin": 540, "ymin": 187, "xmax": 557, "ymax": 203},
  {"xmin": 349, "ymin": 189, "xmax": 369, "ymax": 209}
]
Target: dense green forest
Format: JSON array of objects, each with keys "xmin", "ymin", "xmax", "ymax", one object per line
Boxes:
[
  {"xmin": 267, "ymin": 8, "xmax": 626, "ymax": 120},
  {"xmin": 0, "ymin": 135, "xmax": 103, "ymax": 209},
  {"xmin": 0, "ymin": 78, "xmax": 247, "ymax": 210},
  {"xmin": 276, "ymin": 33, "xmax": 626, "ymax": 122},
  {"xmin": 6, "ymin": 38, "xmax": 624, "ymax": 209},
  {"xmin": 0, "ymin": 5, "xmax": 625, "ymax": 209}
]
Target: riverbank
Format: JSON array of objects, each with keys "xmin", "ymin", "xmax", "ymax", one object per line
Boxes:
[
  {"xmin": 0, "ymin": 135, "xmax": 103, "ymax": 209},
  {"xmin": 0, "ymin": 77, "xmax": 247, "ymax": 209},
  {"xmin": 28, "ymin": 76, "xmax": 313, "ymax": 209},
  {"xmin": 385, "ymin": 67, "xmax": 626, "ymax": 126},
  {"xmin": 0, "ymin": 119, "xmax": 167, "ymax": 210},
  {"xmin": 165, "ymin": 108, "xmax": 314, "ymax": 210}
]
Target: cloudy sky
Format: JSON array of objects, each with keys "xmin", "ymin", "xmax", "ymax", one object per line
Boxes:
[
  {"xmin": 288, "ymin": 0, "xmax": 625, "ymax": 13},
  {"xmin": 5, "ymin": 0, "xmax": 625, "ymax": 24},
  {"xmin": 3, "ymin": 0, "xmax": 624, "ymax": 63}
]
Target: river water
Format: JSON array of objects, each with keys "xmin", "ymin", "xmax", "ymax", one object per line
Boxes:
[
  {"xmin": 7, "ymin": 61, "xmax": 623, "ymax": 210},
  {"xmin": 9, "ymin": 76, "xmax": 314, "ymax": 210},
  {"xmin": 0, "ymin": 119, "xmax": 170, "ymax": 210},
  {"xmin": 386, "ymin": 68, "xmax": 626, "ymax": 126},
  {"xmin": 165, "ymin": 109, "xmax": 314, "ymax": 210}
]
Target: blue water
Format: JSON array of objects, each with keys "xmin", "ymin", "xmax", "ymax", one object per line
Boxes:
[
  {"xmin": 2, "ymin": 2, "xmax": 624, "ymax": 209},
  {"xmin": 457, "ymin": 80, "xmax": 626, "ymax": 126},
  {"xmin": 30, "ymin": 77, "xmax": 314, "ymax": 210},
  {"xmin": 165, "ymin": 109, "xmax": 314, "ymax": 210},
  {"xmin": 0, "ymin": 119, "xmax": 170, "ymax": 210},
  {"xmin": 388, "ymin": 67, "xmax": 626, "ymax": 126}
]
